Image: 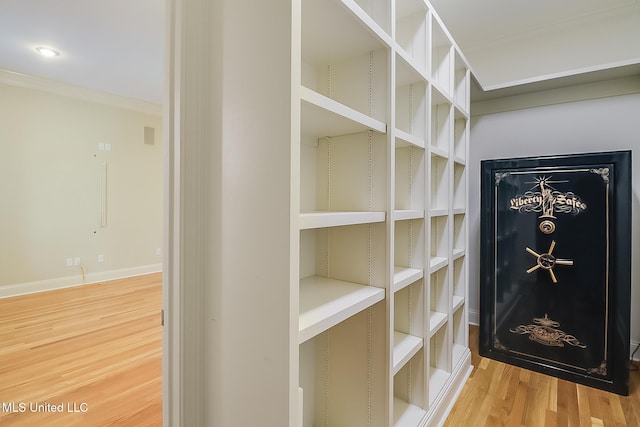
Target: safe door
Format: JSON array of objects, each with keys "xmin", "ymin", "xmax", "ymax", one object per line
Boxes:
[{"xmin": 480, "ymin": 151, "xmax": 631, "ymax": 395}]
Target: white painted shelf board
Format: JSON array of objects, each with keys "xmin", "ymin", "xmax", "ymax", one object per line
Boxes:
[
  {"xmin": 299, "ymin": 211, "xmax": 385, "ymax": 229},
  {"xmin": 452, "ymin": 295, "xmax": 464, "ymax": 312},
  {"xmin": 341, "ymin": 0, "xmax": 393, "ymax": 47},
  {"xmin": 453, "ymin": 155, "xmax": 466, "ymax": 166},
  {"xmin": 452, "ymin": 207, "xmax": 466, "ymax": 215},
  {"xmin": 428, "ymin": 368, "xmax": 452, "ymax": 406},
  {"xmin": 301, "ymin": 0, "xmax": 388, "ymax": 64},
  {"xmin": 396, "ymin": 49, "xmax": 428, "ymax": 85},
  {"xmin": 393, "ymin": 397, "xmax": 426, "ymax": 427},
  {"xmin": 429, "ymin": 208, "xmax": 448, "ymax": 218},
  {"xmin": 430, "ymin": 145, "xmax": 449, "ymax": 159},
  {"xmin": 393, "ymin": 266, "xmax": 424, "ymax": 293},
  {"xmin": 301, "ymin": 87, "xmax": 386, "ymax": 137},
  {"xmin": 454, "ymin": 104, "xmax": 470, "ymax": 120},
  {"xmin": 392, "ymin": 331, "xmax": 424, "ymax": 376},
  {"xmin": 429, "ymin": 256, "xmax": 448, "ymax": 273},
  {"xmin": 395, "ymin": 128, "xmax": 425, "ymax": 149},
  {"xmin": 429, "ymin": 311, "xmax": 447, "ymax": 337},
  {"xmin": 299, "ymin": 275, "xmax": 385, "ymax": 343},
  {"xmin": 395, "ymin": 209, "xmax": 424, "ymax": 221},
  {"xmin": 431, "ymin": 80, "xmax": 453, "ymax": 104},
  {"xmin": 452, "ymin": 248, "xmax": 465, "ymax": 260}
]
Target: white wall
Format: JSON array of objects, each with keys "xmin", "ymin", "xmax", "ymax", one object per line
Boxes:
[
  {"xmin": 0, "ymin": 81, "xmax": 163, "ymax": 295},
  {"xmin": 468, "ymin": 77, "xmax": 640, "ymax": 348}
]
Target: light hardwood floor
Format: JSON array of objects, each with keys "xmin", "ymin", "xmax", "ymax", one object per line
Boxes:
[
  {"xmin": 3, "ymin": 275, "xmax": 639, "ymax": 426},
  {"xmin": 0, "ymin": 273, "xmax": 162, "ymax": 426},
  {"xmin": 444, "ymin": 326, "xmax": 640, "ymax": 427}
]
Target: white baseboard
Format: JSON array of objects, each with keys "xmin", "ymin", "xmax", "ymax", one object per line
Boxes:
[
  {"xmin": 631, "ymin": 340, "xmax": 640, "ymax": 362},
  {"xmin": 0, "ymin": 264, "xmax": 162, "ymax": 298},
  {"xmin": 468, "ymin": 309, "xmax": 480, "ymax": 326}
]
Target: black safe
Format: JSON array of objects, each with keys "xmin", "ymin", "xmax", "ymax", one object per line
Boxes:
[{"xmin": 480, "ymin": 151, "xmax": 631, "ymax": 395}]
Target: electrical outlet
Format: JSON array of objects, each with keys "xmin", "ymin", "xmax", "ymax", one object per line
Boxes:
[
  {"xmin": 105, "ymin": 143, "xmax": 111, "ymax": 151},
  {"xmin": 66, "ymin": 258, "xmax": 73, "ymax": 267},
  {"xmin": 74, "ymin": 257, "xmax": 81, "ymax": 266},
  {"xmin": 156, "ymin": 247, "xmax": 161, "ymax": 256},
  {"xmin": 98, "ymin": 143, "xmax": 105, "ymax": 151},
  {"xmin": 97, "ymin": 254, "xmax": 104, "ymax": 263}
]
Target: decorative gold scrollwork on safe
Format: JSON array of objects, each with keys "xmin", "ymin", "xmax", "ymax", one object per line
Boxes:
[
  {"xmin": 510, "ymin": 314, "xmax": 587, "ymax": 348},
  {"xmin": 525, "ymin": 240, "xmax": 573, "ymax": 284}
]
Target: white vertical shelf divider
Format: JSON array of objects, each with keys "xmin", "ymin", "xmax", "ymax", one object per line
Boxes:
[{"xmin": 296, "ymin": 1, "xmax": 471, "ymax": 426}]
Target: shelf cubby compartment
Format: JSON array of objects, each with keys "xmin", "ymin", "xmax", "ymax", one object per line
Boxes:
[
  {"xmin": 395, "ymin": 0, "xmax": 429, "ymax": 72},
  {"xmin": 395, "ymin": 143, "xmax": 425, "ymax": 213},
  {"xmin": 430, "ymin": 86, "xmax": 451, "ymax": 155},
  {"xmin": 452, "ymin": 256, "xmax": 465, "ymax": 313},
  {"xmin": 453, "ymin": 108, "xmax": 467, "ymax": 164},
  {"xmin": 453, "ymin": 50, "xmax": 469, "ymax": 111},
  {"xmin": 393, "ymin": 280, "xmax": 424, "ymax": 371},
  {"xmin": 430, "ymin": 17, "xmax": 452, "ymax": 94},
  {"xmin": 352, "ymin": 0, "xmax": 392, "ymax": 36},
  {"xmin": 429, "ymin": 215, "xmax": 448, "ymax": 273},
  {"xmin": 299, "ymin": 223, "xmax": 387, "ymax": 342},
  {"xmin": 395, "ymin": 218, "xmax": 425, "ymax": 276},
  {"xmin": 300, "ymin": 302, "xmax": 387, "ymax": 427},
  {"xmin": 452, "ymin": 213, "xmax": 466, "ymax": 256},
  {"xmin": 300, "ymin": 130, "xmax": 387, "ymax": 221},
  {"xmin": 429, "ymin": 266, "xmax": 448, "ymax": 336},
  {"xmin": 428, "ymin": 325, "xmax": 451, "ymax": 407},
  {"xmin": 393, "ymin": 266, "xmax": 424, "ymax": 294},
  {"xmin": 393, "ymin": 350, "xmax": 426, "ymax": 426},
  {"xmin": 395, "ymin": 55, "xmax": 427, "ymax": 142},
  {"xmin": 453, "ymin": 163, "xmax": 466, "ymax": 212},
  {"xmin": 452, "ymin": 304, "xmax": 467, "ymax": 369},
  {"xmin": 302, "ymin": 0, "xmax": 389, "ymax": 124},
  {"xmin": 429, "ymin": 153, "xmax": 449, "ymax": 216}
]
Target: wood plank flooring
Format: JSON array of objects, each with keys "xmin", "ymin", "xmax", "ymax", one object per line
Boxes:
[
  {"xmin": 0, "ymin": 273, "xmax": 162, "ymax": 426},
  {"xmin": 3, "ymin": 276, "xmax": 639, "ymax": 426},
  {"xmin": 444, "ymin": 325, "xmax": 640, "ymax": 427}
]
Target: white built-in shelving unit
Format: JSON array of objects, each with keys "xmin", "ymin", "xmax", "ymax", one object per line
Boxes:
[{"xmin": 296, "ymin": 0, "xmax": 471, "ymax": 425}]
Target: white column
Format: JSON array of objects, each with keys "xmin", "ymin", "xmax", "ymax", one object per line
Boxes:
[{"xmin": 164, "ymin": 0, "xmax": 297, "ymax": 425}]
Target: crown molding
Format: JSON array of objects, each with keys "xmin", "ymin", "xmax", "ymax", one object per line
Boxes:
[
  {"xmin": 463, "ymin": 0, "xmax": 640, "ymax": 54},
  {"xmin": 0, "ymin": 68, "xmax": 162, "ymax": 116}
]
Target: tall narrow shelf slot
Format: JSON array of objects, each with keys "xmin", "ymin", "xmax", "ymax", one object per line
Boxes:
[
  {"xmin": 395, "ymin": 141, "xmax": 425, "ymax": 214},
  {"xmin": 429, "ymin": 266, "xmax": 448, "ymax": 336},
  {"xmin": 453, "ymin": 108, "xmax": 467, "ymax": 164},
  {"xmin": 453, "ymin": 50, "xmax": 469, "ymax": 112},
  {"xmin": 428, "ymin": 325, "xmax": 451, "ymax": 406},
  {"xmin": 452, "ymin": 305, "xmax": 467, "ymax": 368},
  {"xmin": 453, "ymin": 163, "xmax": 466, "ymax": 212},
  {"xmin": 430, "ymin": 153, "xmax": 448, "ymax": 215},
  {"xmin": 452, "ymin": 213, "xmax": 466, "ymax": 260},
  {"xmin": 395, "ymin": 0, "xmax": 429, "ymax": 73},
  {"xmin": 431, "ymin": 17, "xmax": 452, "ymax": 95},
  {"xmin": 430, "ymin": 86, "xmax": 451, "ymax": 156}
]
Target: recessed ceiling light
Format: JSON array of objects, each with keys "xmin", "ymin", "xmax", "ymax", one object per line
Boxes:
[{"xmin": 35, "ymin": 47, "xmax": 60, "ymax": 57}]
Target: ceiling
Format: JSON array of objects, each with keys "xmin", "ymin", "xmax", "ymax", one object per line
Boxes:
[
  {"xmin": 431, "ymin": 0, "xmax": 640, "ymax": 94},
  {"xmin": 0, "ymin": 0, "xmax": 638, "ymax": 105},
  {"xmin": 0, "ymin": 0, "xmax": 164, "ymax": 105}
]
